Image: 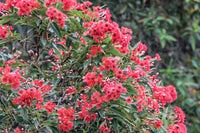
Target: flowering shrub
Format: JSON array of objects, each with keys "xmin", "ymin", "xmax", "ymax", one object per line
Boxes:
[{"xmin": 0, "ymin": 0, "xmax": 186, "ymax": 133}]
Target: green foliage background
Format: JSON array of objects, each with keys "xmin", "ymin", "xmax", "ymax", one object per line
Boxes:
[{"xmin": 85, "ymin": 0, "xmax": 200, "ymax": 132}]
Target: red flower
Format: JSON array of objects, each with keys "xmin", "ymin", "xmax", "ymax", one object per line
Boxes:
[
  {"xmin": 15, "ymin": 128, "xmax": 22, "ymax": 133},
  {"xmin": 0, "ymin": 25, "xmax": 9, "ymax": 39},
  {"xmin": 155, "ymin": 53, "xmax": 161, "ymax": 61},
  {"xmin": 57, "ymin": 39, "xmax": 66, "ymax": 45},
  {"xmin": 46, "ymin": 7, "xmax": 67, "ymax": 28},
  {"xmin": 81, "ymin": 94, "xmax": 88, "ymax": 101},
  {"xmin": 61, "ymin": 0, "xmax": 77, "ymax": 11},
  {"xmin": 42, "ymin": 85, "xmax": 51, "ymax": 94},
  {"xmin": 36, "ymin": 102, "xmax": 43, "ymax": 110},
  {"xmin": 44, "ymin": 101, "xmax": 56, "ymax": 113},
  {"xmin": 57, "ymin": 107, "xmax": 75, "ymax": 132},
  {"xmin": 66, "ymin": 87, "xmax": 77, "ymax": 95},
  {"xmin": 126, "ymin": 96, "xmax": 133, "ymax": 104},
  {"xmin": 102, "ymin": 81, "xmax": 127, "ymax": 102},
  {"xmin": 167, "ymin": 123, "xmax": 187, "ymax": 133},
  {"xmin": 13, "ymin": 88, "xmax": 43, "ymax": 107},
  {"xmin": 175, "ymin": 106, "xmax": 185, "ymax": 123},
  {"xmin": 15, "ymin": 0, "xmax": 40, "ymax": 16}
]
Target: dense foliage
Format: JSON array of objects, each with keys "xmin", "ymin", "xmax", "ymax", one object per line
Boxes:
[
  {"xmin": 89, "ymin": 0, "xmax": 200, "ymax": 132},
  {"xmin": 0, "ymin": 0, "xmax": 188, "ymax": 133}
]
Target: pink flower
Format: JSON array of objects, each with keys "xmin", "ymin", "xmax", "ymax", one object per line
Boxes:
[{"xmin": 126, "ymin": 96, "xmax": 133, "ymax": 104}]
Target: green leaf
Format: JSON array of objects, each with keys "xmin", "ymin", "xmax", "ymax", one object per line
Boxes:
[
  {"xmin": 67, "ymin": 75, "xmax": 81, "ymax": 78},
  {"xmin": 143, "ymin": 18, "xmax": 149, "ymax": 25},
  {"xmin": 191, "ymin": 59, "xmax": 199, "ymax": 68},
  {"xmin": 0, "ymin": 17, "xmax": 13, "ymax": 24},
  {"xmin": 123, "ymin": 83, "xmax": 138, "ymax": 94},
  {"xmin": 107, "ymin": 48, "xmax": 125, "ymax": 57},
  {"xmin": 45, "ymin": 126, "xmax": 53, "ymax": 133},
  {"xmin": 40, "ymin": 38, "xmax": 47, "ymax": 46},
  {"xmin": 14, "ymin": 17, "xmax": 32, "ymax": 25},
  {"xmin": 68, "ymin": 35, "xmax": 80, "ymax": 42},
  {"xmin": 52, "ymin": 78, "xmax": 61, "ymax": 90},
  {"xmin": 160, "ymin": 39, "xmax": 166, "ymax": 48},
  {"xmin": 166, "ymin": 19, "xmax": 173, "ymax": 25},
  {"xmin": 183, "ymin": 82, "xmax": 199, "ymax": 87},
  {"xmin": 189, "ymin": 36, "xmax": 196, "ymax": 51},
  {"xmin": 164, "ymin": 35, "xmax": 177, "ymax": 41},
  {"xmin": 12, "ymin": 61, "xmax": 27, "ymax": 67},
  {"xmin": 0, "ymin": 14, "xmax": 18, "ymax": 24},
  {"xmin": 156, "ymin": 16, "xmax": 164, "ymax": 21},
  {"xmin": 0, "ymin": 116, "xmax": 9, "ymax": 123},
  {"xmin": 69, "ymin": 18, "xmax": 83, "ymax": 33},
  {"xmin": 50, "ymin": 22, "xmax": 61, "ymax": 39},
  {"xmin": 0, "ymin": 40, "xmax": 7, "ymax": 45}
]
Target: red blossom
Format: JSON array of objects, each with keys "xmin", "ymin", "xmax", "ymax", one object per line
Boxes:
[
  {"xmin": 46, "ymin": 6, "xmax": 67, "ymax": 28},
  {"xmin": 167, "ymin": 123, "xmax": 187, "ymax": 133},
  {"xmin": 175, "ymin": 106, "xmax": 185, "ymax": 123},
  {"xmin": 15, "ymin": 0, "xmax": 40, "ymax": 16},
  {"xmin": 126, "ymin": 96, "xmax": 133, "ymax": 104},
  {"xmin": 44, "ymin": 101, "xmax": 56, "ymax": 113},
  {"xmin": 13, "ymin": 88, "xmax": 43, "ymax": 107}
]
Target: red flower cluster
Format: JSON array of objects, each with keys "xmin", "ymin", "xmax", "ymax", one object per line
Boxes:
[
  {"xmin": 153, "ymin": 85, "xmax": 177, "ymax": 106},
  {"xmin": 15, "ymin": 0, "xmax": 40, "ymax": 16},
  {"xmin": 15, "ymin": 128, "xmax": 29, "ymax": 133},
  {"xmin": 174, "ymin": 106, "xmax": 185, "ymax": 123},
  {"xmin": 1, "ymin": 66, "xmax": 21, "ymax": 90},
  {"xmin": 75, "ymin": 1, "xmax": 93, "ymax": 11},
  {"xmin": 84, "ymin": 20, "xmax": 115, "ymax": 42},
  {"xmin": 114, "ymin": 27, "xmax": 132, "ymax": 54},
  {"xmin": 102, "ymin": 81, "xmax": 127, "ymax": 102},
  {"xmin": 100, "ymin": 57, "xmax": 120, "ymax": 71},
  {"xmin": 61, "ymin": 0, "xmax": 77, "ymax": 11},
  {"xmin": 42, "ymin": 85, "xmax": 52, "ymax": 94},
  {"xmin": 132, "ymin": 42, "xmax": 148, "ymax": 56},
  {"xmin": 130, "ymin": 42, "xmax": 154, "ymax": 71},
  {"xmin": 57, "ymin": 107, "xmax": 75, "ymax": 131},
  {"xmin": 126, "ymin": 96, "xmax": 133, "ymax": 104},
  {"xmin": 91, "ymin": 91, "xmax": 104, "ymax": 108},
  {"xmin": 4, "ymin": 0, "xmax": 18, "ymax": 9},
  {"xmin": 44, "ymin": 0, "xmax": 58, "ymax": 7},
  {"xmin": 0, "ymin": 2, "xmax": 4, "ymax": 9},
  {"xmin": 99, "ymin": 124, "xmax": 110, "ymax": 133},
  {"xmin": 90, "ymin": 45, "xmax": 103, "ymax": 56},
  {"xmin": 153, "ymin": 119, "xmax": 163, "ymax": 129},
  {"xmin": 84, "ymin": 18, "xmax": 132, "ymax": 54},
  {"xmin": 44, "ymin": 101, "xmax": 56, "ymax": 113},
  {"xmin": 33, "ymin": 79, "xmax": 52, "ymax": 94},
  {"xmin": 15, "ymin": 128, "xmax": 22, "ymax": 133},
  {"xmin": 145, "ymin": 119, "xmax": 163, "ymax": 129},
  {"xmin": 12, "ymin": 88, "xmax": 43, "ymax": 107},
  {"xmin": 0, "ymin": 25, "xmax": 9, "ymax": 39},
  {"xmin": 126, "ymin": 66, "xmax": 141, "ymax": 80},
  {"xmin": 78, "ymin": 106, "xmax": 97, "ymax": 123},
  {"xmin": 46, "ymin": 6, "xmax": 67, "ymax": 28},
  {"xmin": 66, "ymin": 87, "xmax": 77, "ymax": 95},
  {"xmin": 83, "ymin": 72, "xmax": 102, "ymax": 87},
  {"xmin": 33, "ymin": 79, "xmax": 44, "ymax": 87},
  {"xmin": 147, "ymin": 97, "xmax": 160, "ymax": 113},
  {"xmin": 167, "ymin": 123, "xmax": 187, "ymax": 133},
  {"xmin": 134, "ymin": 85, "xmax": 146, "ymax": 112},
  {"xmin": 84, "ymin": 113, "xmax": 97, "ymax": 123}
]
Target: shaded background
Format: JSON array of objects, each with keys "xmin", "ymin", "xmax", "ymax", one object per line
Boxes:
[{"xmin": 79, "ymin": 0, "xmax": 200, "ymax": 132}]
